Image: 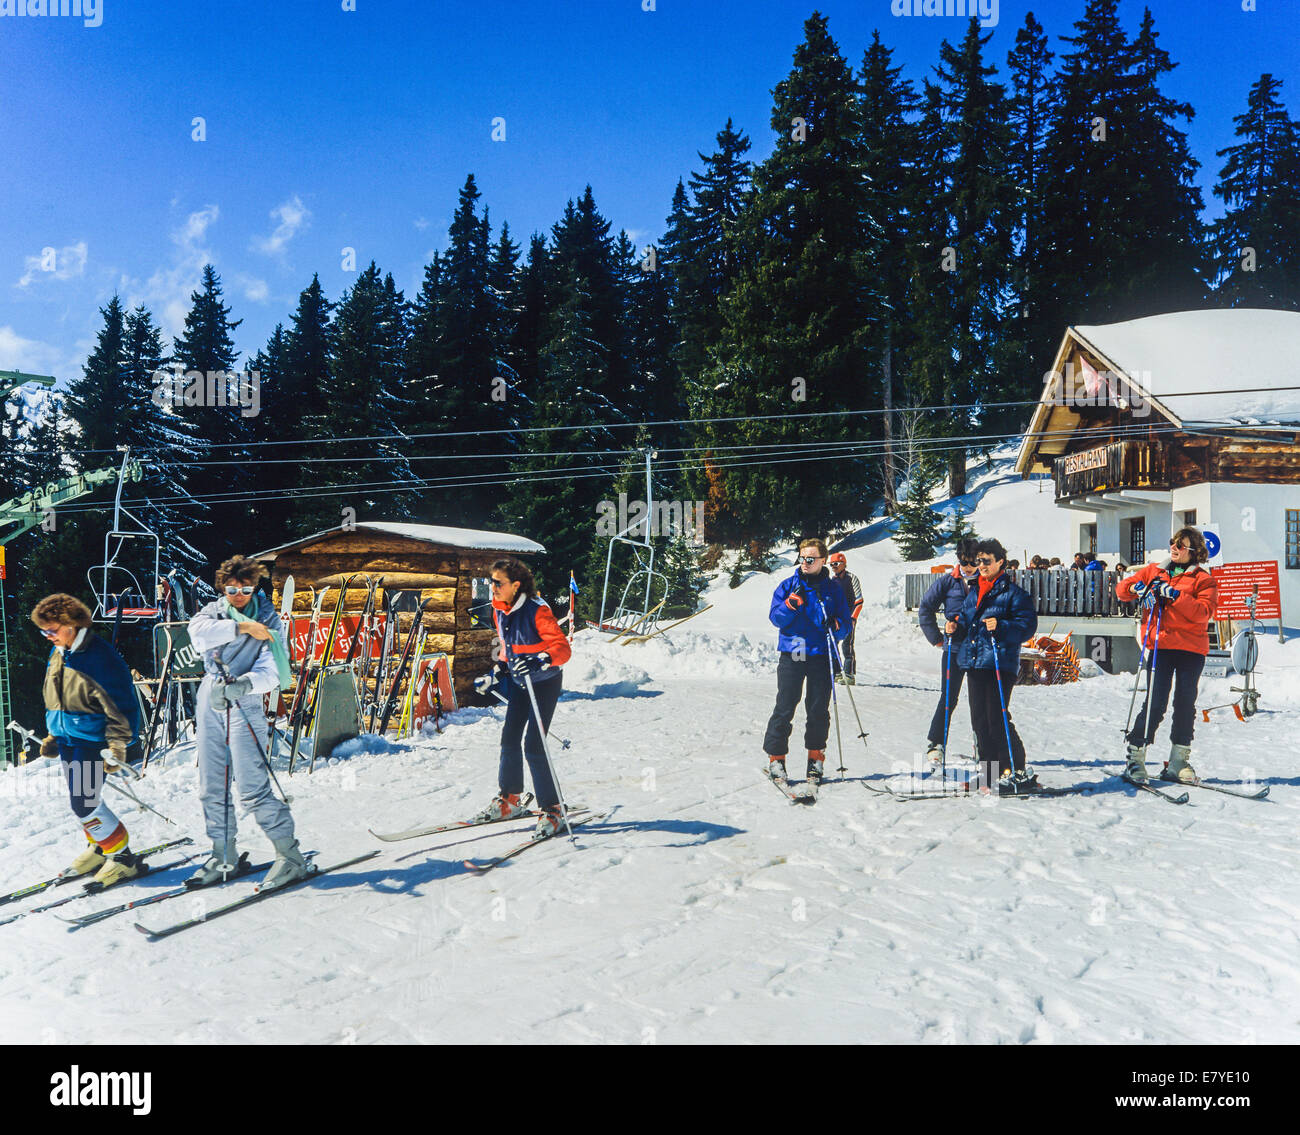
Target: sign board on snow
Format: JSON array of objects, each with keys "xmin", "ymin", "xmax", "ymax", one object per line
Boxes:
[
  {"xmin": 151, "ymin": 622, "xmax": 206, "ymax": 679},
  {"xmin": 1211, "ymin": 561, "xmax": 1280, "ymax": 621}
]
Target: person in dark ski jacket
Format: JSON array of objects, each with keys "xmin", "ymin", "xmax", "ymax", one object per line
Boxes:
[
  {"xmin": 762, "ymin": 537, "xmax": 853, "ymax": 786},
  {"xmin": 1114, "ymin": 527, "xmax": 1218, "ymax": 785},
  {"xmin": 828, "ymin": 551, "xmax": 863, "ymax": 683},
  {"xmin": 945, "ymin": 539, "xmax": 1039, "ymax": 793},
  {"xmin": 472, "ymin": 557, "xmax": 573, "ymax": 837},
  {"xmin": 32, "ymin": 593, "xmax": 143, "ymax": 887},
  {"xmin": 917, "ymin": 538, "xmax": 979, "ymax": 761}
]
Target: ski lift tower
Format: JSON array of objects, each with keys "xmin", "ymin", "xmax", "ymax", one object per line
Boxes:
[
  {"xmin": 597, "ymin": 447, "xmax": 669, "ymax": 636},
  {"xmin": 0, "ymin": 372, "xmax": 132, "ymax": 765},
  {"xmin": 87, "ymin": 447, "xmax": 158, "ymax": 642}
]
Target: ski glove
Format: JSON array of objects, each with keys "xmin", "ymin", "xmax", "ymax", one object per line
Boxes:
[
  {"xmin": 1150, "ymin": 579, "xmax": 1179, "ymax": 602},
  {"xmin": 508, "ymin": 651, "xmax": 551, "ymax": 678},
  {"xmin": 785, "ymin": 581, "xmax": 807, "ymax": 610},
  {"xmin": 1129, "ymin": 580, "xmax": 1149, "ymax": 598},
  {"xmin": 40, "ymin": 735, "xmax": 59, "ymax": 758},
  {"xmin": 473, "ymin": 672, "xmax": 498, "ymax": 696},
  {"xmin": 102, "ymin": 741, "xmax": 127, "ymax": 770},
  {"xmin": 210, "ymin": 675, "xmax": 252, "ymax": 711}
]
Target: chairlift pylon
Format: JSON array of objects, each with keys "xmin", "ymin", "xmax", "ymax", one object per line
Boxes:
[{"xmin": 87, "ymin": 449, "xmax": 160, "ymax": 638}]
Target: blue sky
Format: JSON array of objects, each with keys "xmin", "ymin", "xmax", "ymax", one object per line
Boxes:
[{"xmin": 1, "ymin": 0, "xmax": 1295, "ymax": 385}]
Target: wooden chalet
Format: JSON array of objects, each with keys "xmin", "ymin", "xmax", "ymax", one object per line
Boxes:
[
  {"xmin": 1016, "ymin": 308, "xmax": 1300, "ymax": 627},
  {"xmin": 253, "ymin": 522, "xmax": 545, "ymax": 703}
]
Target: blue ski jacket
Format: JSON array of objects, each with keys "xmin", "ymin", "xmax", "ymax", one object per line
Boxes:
[
  {"xmin": 769, "ymin": 569, "xmax": 853, "ymax": 656},
  {"xmin": 951, "ymin": 572, "xmax": 1038, "ymax": 672},
  {"xmin": 917, "ymin": 566, "xmax": 978, "ymax": 647},
  {"xmin": 43, "ymin": 629, "xmax": 140, "ymax": 746}
]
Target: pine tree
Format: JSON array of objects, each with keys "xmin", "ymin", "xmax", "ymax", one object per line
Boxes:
[
  {"xmin": 1209, "ymin": 74, "xmax": 1300, "ymax": 308},
  {"xmin": 171, "ymin": 265, "xmax": 247, "ymax": 563},
  {"xmin": 698, "ymin": 13, "xmax": 880, "ymax": 543},
  {"xmin": 278, "ymin": 275, "xmax": 336, "ymax": 539},
  {"xmin": 894, "ymin": 453, "xmax": 945, "ymax": 562},
  {"xmin": 300, "ymin": 263, "xmax": 414, "ymax": 531}
]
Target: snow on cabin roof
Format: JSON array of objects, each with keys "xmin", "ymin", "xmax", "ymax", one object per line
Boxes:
[
  {"xmin": 254, "ymin": 522, "xmax": 545, "ymax": 560},
  {"xmin": 1071, "ymin": 308, "xmax": 1300, "ymax": 430}
]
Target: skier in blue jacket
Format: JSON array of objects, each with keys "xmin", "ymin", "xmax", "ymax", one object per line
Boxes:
[
  {"xmin": 945, "ymin": 538, "xmax": 1039, "ymax": 794},
  {"xmin": 762, "ymin": 537, "xmax": 854, "ymax": 786},
  {"xmin": 917, "ymin": 538, "xmax": 979, "ymax": 762}
]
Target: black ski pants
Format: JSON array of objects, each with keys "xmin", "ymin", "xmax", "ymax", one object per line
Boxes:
[
  {"xmin": 763, "ymin": 651, "xmax": 833, "ymax": 755},
  {"xmin": 927, "ymin": 647, "xmax": 971, "ymax": 747},
  {"xmin": 498, "ymin": 672, "xmax": 563, "ymax": 810},
  {"xmin": 1126, "ymin": 647, "xmax": 1204, "ymax": 748},
  {"xmin": 966, "ymin": 668, "xmax": 1026, "ymax": 780}
]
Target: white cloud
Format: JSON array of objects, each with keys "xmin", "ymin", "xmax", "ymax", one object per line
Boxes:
[
  {"xmin": 17, "ymin": 240, "xmax": 88, "ymax": 287},
  {"xmin": 252, "ymin": 195, "xmax": 310, "ymax": 258},
  {"xmin": 235, "ymin": 273, "xmax": 270, "ymax": 303},
  {"xmin": 0, "ymin": 324, "xmax": 88, "ymax": 384},
  {"xmin": 414, "ymin": 217, "xmax": 430, "ymax": 231},
  {"xmin": 119, "ymin": 205, "xmax": 220, "ymax": 342}
]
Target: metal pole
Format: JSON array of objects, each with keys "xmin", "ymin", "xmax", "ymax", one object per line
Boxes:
[{"xmin": 521, "ymin": 672, "xmax": 573, "ymax": 838}]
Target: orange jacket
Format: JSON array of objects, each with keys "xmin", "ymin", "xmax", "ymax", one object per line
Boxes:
[{"xmin": 1115, "ymin": 561, "xmax": 1217, "ymax": 656}]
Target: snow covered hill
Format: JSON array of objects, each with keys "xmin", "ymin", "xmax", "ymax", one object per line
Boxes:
[{"xmin": 2, "ymin": 451, "xmax": 1297, "ymax": 1044}]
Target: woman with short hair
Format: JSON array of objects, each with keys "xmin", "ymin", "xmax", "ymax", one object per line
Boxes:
[
  {"xmin": 32, "ymin": 592, "xmax": 142, "ymax": 886},
  {"xmin": 1115, "ymin": 527, "xmax": 1217, "ymax": 784}
]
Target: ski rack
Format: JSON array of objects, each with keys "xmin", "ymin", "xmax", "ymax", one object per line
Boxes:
[
  {"xmin": 87, "ymin": 450, "xmax": 158, "ymax": 652},
  {"xmin": 597, "ymin": 448, "xmax": 669, "ymax": 637}
]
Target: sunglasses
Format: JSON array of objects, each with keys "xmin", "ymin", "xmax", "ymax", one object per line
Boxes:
[
  {"xmin": 490, "ymin": 578, "xmax": 511, "ymax": 589},
  {"xmin": 975, "ymin": 556, "xmax": 997, "ymax": 566},
  {"xmin": 1168, "ymin": 540, "xmax": 1190, "ymax": 551},
  {"xmin": 224, "ymin": 585, "xmax": 256, "ymax": 596},
  {"xmin": 800, "ymin": 555, "xmax": 824, "ymax": 565},
  {"xmin": 39, "ymin": 627, "xmax": 61, "ymax": 638},
  {"xmin": 958, "ymin": 558, "xmax": 976, "ymax": 567}
]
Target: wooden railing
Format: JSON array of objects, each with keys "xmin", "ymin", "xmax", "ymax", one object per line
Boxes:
[
  {"xmin": 1053, "ymin": 439, "xmax": 1168, "ymax": 501},
  {"xmin": 905, "ymin": 569, "xmax": 1136, "ymax": 617}
]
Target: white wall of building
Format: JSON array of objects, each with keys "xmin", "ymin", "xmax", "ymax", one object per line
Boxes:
[{"xmin": 1064, "ymin": 482, "xmax": 1299, "ymax": 629}]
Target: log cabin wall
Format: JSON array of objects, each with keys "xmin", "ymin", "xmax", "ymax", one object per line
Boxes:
[{"xmin": 258, "ymin": 532, "xmax": 533, "ymax": 706}]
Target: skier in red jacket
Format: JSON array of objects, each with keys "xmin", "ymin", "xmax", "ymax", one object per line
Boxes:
[
  {"xmin": 1114, "ymin": 527, "xmax": 1218, "ymax": 784},
  {"xmin": 472, "ymin": 558, "xmax": 573, "ymax": 836}
]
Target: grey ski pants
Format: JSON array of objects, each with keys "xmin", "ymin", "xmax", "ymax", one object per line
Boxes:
[{"xmin": 196, "ymin": 677, "xmax": 294, "ymax": 848}]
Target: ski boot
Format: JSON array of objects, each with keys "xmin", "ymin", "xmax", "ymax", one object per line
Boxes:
[
  {"xmin": 91, "ymin": 848, "xmax": 142, "ymax": 888},
  {"xmin": 258, "ymin": 838, "xmax": 311, "ymax": 891},
  {"xmin": 533, "ymin": 806, "xmax": 565, "ymax": 840},
  {"xmin": 998, "ymin": 767, "xmax": 1039, "ymax": 796},
  {"xmin": 926, "ymin": 742, "xmax": 944, "ymax": 765},
  {"xmin": 1161, "ymin": 743, "xmax": 1198, "ymax": 785},
  {"xmin": 806, "ymin": 749, "xmax": 826, "ymax": 784},
  {"xmin": 61, "ymin": 841, "xmax": 105, "ymax": 879},
  {"xmin": 1123, "ymin": 743, "xmax": 1149, "ymax": 784},
  {"xmin": 767, "ymin": 755, "xmax": 788, "ymax": 782},
  {"xmin": 185, "ymin": 844, "xmax": 245, "ymax": 889},
  {"xmin": 470, "ymin": 791, "xmax": 529, "ymax": 823}
]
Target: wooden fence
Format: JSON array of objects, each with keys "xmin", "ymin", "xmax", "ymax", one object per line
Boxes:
[{"xmin": 905, "ymin": 569, "xmax": 1136, "ymax": 617}]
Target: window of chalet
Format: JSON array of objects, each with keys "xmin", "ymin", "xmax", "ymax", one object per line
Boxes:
[
  {"xmin": 1081, "ymin": 523, "xmax": 1097, "ymax": 557},
  {"xmin": 1287, "ymin": 509, "xmax": 1300, "ymax": 570},
  {"xmin": 1183, "ymin": 509, "xmax": 1197, "ymax": 526},
  {"xmin": 1129, "ymin": 517, "xmax": 1145, "ymax": 566}
]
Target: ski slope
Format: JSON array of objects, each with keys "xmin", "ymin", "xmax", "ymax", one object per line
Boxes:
[{"xmin": 1, "ymin": 455, "xmax": 1297, "ymax": 1044}]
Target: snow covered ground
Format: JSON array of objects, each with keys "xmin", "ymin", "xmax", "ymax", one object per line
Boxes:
[{"xmin": 2, "ymin": 455, "xmax": 1297, "ymax": 1044}]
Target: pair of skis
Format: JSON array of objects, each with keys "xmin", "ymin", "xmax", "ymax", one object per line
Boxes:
[
  {"xmin": 0, "ymin": 838, "xmax": 196, "ymax": 925},
  {"xmin": 766, "ymin": 768, "xmax": 820, "ymax": 805}
]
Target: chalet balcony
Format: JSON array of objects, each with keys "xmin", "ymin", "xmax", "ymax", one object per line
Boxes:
[{"xmin": 1053, "ymin": 439, "xmax": 1169, "ymax": 502}]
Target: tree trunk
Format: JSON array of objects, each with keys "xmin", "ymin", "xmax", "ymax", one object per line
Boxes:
[{"xmin": 882, "ymin": 331, "xmax": 897, "ymax": 514}]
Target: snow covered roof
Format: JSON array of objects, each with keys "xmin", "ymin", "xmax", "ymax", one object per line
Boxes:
[
  {"xmin": 1017, "ymin": 308, "xmax": 1300, "ymax": 474},
  {"xmin": 254, "ymin": 522, "xmax": 545, "ymax": 559},
  {"xmin": 1070, "ymin": 308, "xmax": 1300, "ymax": 430}
]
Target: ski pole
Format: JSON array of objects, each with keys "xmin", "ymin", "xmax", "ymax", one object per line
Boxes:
[
  {"xmin": 825, "ymin": 635, "xmax": 845, "ymax": 777},
  {"xmin": 1123, "ymin": 600, "xmax": 1158, "ymax": 736},
  {"xmin": 1126, "ymin": 602, "xmax": 1163, "ymax": 744},
  {"xmin": 490, "ymin": 684, "xmax": 571, "ymax": 748},
  {"xmin": 813, "ymin": 590, "xmax": 867, "ymax": 775},
  {"xmin": 102, "ymin": 771, "xmax": 177, "ymax": 826},
  {"xmin": 520, "ymin": 671, "xmax": 574, "ymax": 839},
  {"xmin": 941, "ymin": 634, "xmax": 951, "ymax": 782},
  {"xmin": 988, "ymin": 629, "xmax": 1020, "ymax": 794}
]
